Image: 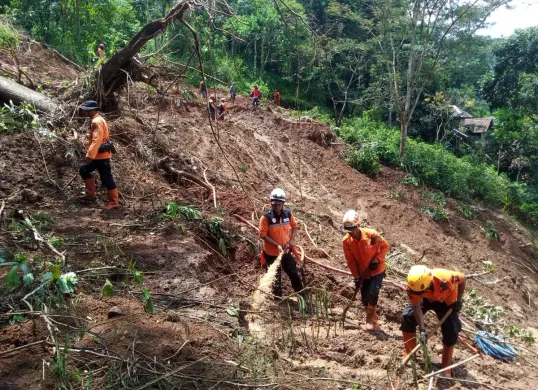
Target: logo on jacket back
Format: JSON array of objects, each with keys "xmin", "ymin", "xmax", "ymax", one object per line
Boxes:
[{"xmin": 283, "ymin": 218, "xmax": 289, "ymax": 223}]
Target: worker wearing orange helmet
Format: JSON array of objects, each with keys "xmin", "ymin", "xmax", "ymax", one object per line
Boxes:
[
  {"xmin": 273, "ymin": 89, "xmax": 281, "ymax": 106},
  {"xmin": 341, "ymin": 210, "xmax": 389, "ymax": 330},
  {"xmin": 259, "ymin": 188, "xmax": 303, "ymax": 298},
  {"xmin": 401, "ymin": 265, "xmax": 466, "ymax": 377}
]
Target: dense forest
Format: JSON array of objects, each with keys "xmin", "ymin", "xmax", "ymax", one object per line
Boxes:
[{"xmin": 1, "ymin": 0, "xmax": 537, "ymax": 228}]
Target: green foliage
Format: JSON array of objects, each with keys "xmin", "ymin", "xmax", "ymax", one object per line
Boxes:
[
  {"xmin": 102, "ymin": 279, "xmax": 115, "ymax": 297},
  {"xmin": 142, "ymin": 289, "xmax": 155, "ymax": 314},
  {"xmin": 338, "ymin": 115, "xmax": 538, "ymax": 228},
  {"xmin": 507, "ymin": 325, "xmax": 536, "ymax": 344},
  {"xmin": 401, "ymin": 174, "xmax": 419, "ymax": 187},
  {"xmin": 207, "ymin": 217, "xmax": 230, "ymax": 256},
  {"xmin": 457, "ymin": 204, "xmax": 476, "ymax": 219},
  {"xmin": 163, "ymin": 202, "xmax": 202, "ymax": 221},
  {"xmin": 0, "ymin": 18, "xmax": 19, "ymax": 49},
  {"xmin": 419, "ymin": 205, "xmax": 449, "ymax": 221},
  {"xmin": 464, "ymin": 289, "xmax": 504, "ymax": 325},
  {"xmin": 1, "ymin": 252, "xmax": 34, "ymax": 288},
  {"xmin": 0, "ymin": 101, "xmax": 42, "ymax": 133},
  {"xmin": 9, "ymin": 0, "xmax": 141, "ymax": 65},
  {"xmin": 56, "ymin": 272, "xmax": 78, "ymax": 294},
  {"xmin": 343, "ymin": 145, "xmax": 381, "ymax": 177},
  {"xmin": 482, "ymin": 260, "xmax": 495, "ymax": 273},
  {"xmin": 483, "ymin": 221, "xmax": 499, "ymax": 241}
]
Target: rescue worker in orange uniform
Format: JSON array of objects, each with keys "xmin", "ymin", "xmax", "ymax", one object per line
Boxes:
[
  {"xmin": 200, "ymin": 80, "xmax": 207, "ymax": 103},
  {"xmin": 97, "ymin": 43, "xmax": 105, "ymax": 58},
  {"xmin": 218, "ymin": 97, "xmax": 227, "ymax": 121},
  {"xmin": 401, "ymin": 265, "xmax": 466, "ymax": 377},
  {"xmin": 273, "ymin": 89, "xmax": 281, "ymax": 106},
  {"xmin": 259, "ymin": 188, "xmax": 304, "ymax": 298},
  {"xmin": 342, "ymin": 210, "xmax": 389, "ymax": 330},
  {"xmin": 208, "ymin": 93, "xmax": 217, "ymax": 121},
  {"xmin": 78, "ymin": 101, "xmax": 119, "ymax": 209}
]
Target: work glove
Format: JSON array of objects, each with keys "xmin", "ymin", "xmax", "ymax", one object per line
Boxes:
[
  {"xmin": 418, "ymin": 330, "xmax": 427, "ymax": 345},
  {"xmin": 451, "ymin": 300, "xmax": 463, "ymax": 313},
  {"xmin": 369, "ymin": 260, "xmax": 379, "ymax": 270},
  {"xmin": 353, "ymin": 277, "xmax": 361, "ymax": 289}
]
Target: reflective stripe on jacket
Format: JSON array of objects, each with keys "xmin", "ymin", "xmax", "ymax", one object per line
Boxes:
[
  {"xmin": 342, "ymin": 228, "xmax": 389, "ymax": 279},
  {"xmin": 408, "ymin": 268, "xmax": 465, "ymax": 306},
  {"xmin": 86, "ymin": 113, "xmax": 111, "ymax": 160},
  {"xmin": 259, "ymin": 208, "xmax": 298, "ymax": 256}
]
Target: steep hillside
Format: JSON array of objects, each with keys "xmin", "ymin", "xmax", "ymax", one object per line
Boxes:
[{"xmin": 1, "ymin": 40, "xmax": 538, "ymax": 390}]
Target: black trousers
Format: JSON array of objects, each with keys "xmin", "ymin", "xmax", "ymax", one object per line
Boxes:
[
  {"xmin": 400, "ymin": 299, "xmax": 461, "ymax": 346},
  {"xmin": 361, "ymin": 271, "xmax": 385, "ymax": 307},
  {"xmin": 80, "ymin": 159, "xmax": 116, "ymax": 190},
  {"xmin": 264, "ymin": 252, "xmax": 303, "ymax": 298}
]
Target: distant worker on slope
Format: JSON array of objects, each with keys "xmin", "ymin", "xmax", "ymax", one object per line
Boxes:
[
  {"xmin": 342, "ymin": 210, "xmax": 389, "ymax": 330},
  {"xmin": 250, "ymin": 85, "xmax": 261, "ymax": 109},
  {"xmin": 273, "ymin": 89, "xmax": 281, "ymax": 106},
  {"xmin": 200, "ymin": 80, "xmax": 207, "ymax": 103},
  {"xmin": 259, "ymin": 188, "xmax": 304, "ymax": 298},
  {"xmin": 78, "ymin": 100, "xmax": 119, "ymax": 209},
  {"xmin": 97, "ymin": 43, "xmax": 105, "ymax": 58},
  {"xmin": 401, "ymin": 265, "xmax": 466, "ymax": 377},
  {"xmin": 218, "ymin": 97, "xmax": 227, "ymax": 121},
  {"xmin": 229, "ymin": 83, "xmax": 237, "ymax": 105},
  {"xmin": 208, "ymin": 93, "xmax": 217, "ymax": 121}
]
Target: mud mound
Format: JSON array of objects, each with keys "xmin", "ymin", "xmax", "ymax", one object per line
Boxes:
[{"xmin": 306, "ymin": 125, "xmax": 337, "ymax": 147}]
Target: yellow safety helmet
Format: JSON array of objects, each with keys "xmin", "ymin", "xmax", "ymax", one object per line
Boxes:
[{"xmin": 407, "ymin": 265, "xmax": 433, "ymax": 292}]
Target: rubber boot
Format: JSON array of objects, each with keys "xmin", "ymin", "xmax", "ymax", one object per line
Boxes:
[
  {"xmin": 365, "ymin": 304, "xmax": 380, "ymax": 330},
  {"xmin": 440, "ymin": 345, "xmax": 454, "ymax": 377},
  {"xmin": 402, "ymin": 331, "xmax": 417, "ymax": 356},
  {"xmin": 79, "ymin": 179, "xmax": 96, "ymax": 201},
  {"xmin": 104, "ymin": 188, "xmax": 119, "ymax": 209}
]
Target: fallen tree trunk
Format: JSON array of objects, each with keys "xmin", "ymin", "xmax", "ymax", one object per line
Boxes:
[
  {"xmin": 0, "ymin": 76, "xmax": 59, "ymax": 114},
  {"xmin": 97, "ymin": 0, "xmax": 191, "ymax": 101}
]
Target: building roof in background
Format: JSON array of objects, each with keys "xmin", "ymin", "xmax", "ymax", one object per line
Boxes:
[{"xmin": 460, "ymin": 117, "xmax": 494, "ymax": 134}]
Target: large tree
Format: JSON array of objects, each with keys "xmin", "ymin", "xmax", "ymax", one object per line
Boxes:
[{"xmin": 366, "ymin": 0, "xmax": 509, "ymax": 157}]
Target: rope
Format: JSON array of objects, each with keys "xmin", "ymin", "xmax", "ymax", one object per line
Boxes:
[{"xmin": 474, "ymin": 330, "xmax": 517, "ymax": 360}]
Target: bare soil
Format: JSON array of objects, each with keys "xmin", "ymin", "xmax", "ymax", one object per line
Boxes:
[{"xmin": 1, "ymin": 42, "xmax": 538, "ymax": 390}]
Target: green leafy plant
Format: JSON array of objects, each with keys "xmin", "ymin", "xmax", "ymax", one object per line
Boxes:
[
  {"xmin": 0, "ymin": 19, "xmax": 19, "ymax": 49},
  {"xmin": 483, "ymin": 220, "xmax": 499, "ymax": 240},
  {"xmin": 1, "ymin": 252, "xmax": 34, "ymax": 287},
  {"xmin": 401, "ymin": 173, "xmax": 420, "ymax": 186},
  {"xmin": 239, "ymin": 164, "xmax": 248, "ymax": 173},
  {"xmin": 102, "ymin": 279, "xmax": 115, "ymax": 297},
  {"xmin": 207, "ymin": 217, "xmax": 231, "ymax": 256},
  {"xmin": 482, "ymin": 260, "xmax": 496, "ymax": 273},
  {"xmin": 0, "ymin": 101, "xmax": 42, "ymax": 134},
  {"xmin": 507, "ymin": 325, "xmax": 536, "ymax": 344},
  {"xmin": 419, "ymin": 205, "xmax": 449, "ymax": 221},
  {"xmin": 163, "ymin": 202, "xmax": 202, "ymax": 221},
  {"xmin": 344, "ymin": 145, "xmax": 381, "ymax": 177},
  {"xmin": 142, "ymin": 289, "xmax": 155, "ymax": 313},
  {"xmin": 457, "ymin": 204, "xmax": 476, "ymax": 219}
]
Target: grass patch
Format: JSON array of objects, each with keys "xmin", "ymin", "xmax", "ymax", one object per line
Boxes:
[{"xmin": 0, "ymin": 19, "xmax": 19, "ymax": 49}]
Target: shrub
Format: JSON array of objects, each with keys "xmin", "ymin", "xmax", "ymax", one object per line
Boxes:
[
  {"xmin": 337, "ymin": 115, "xmax": 538, "ymax": 229},
  {"xmin": 0, "ymin": 19, "xmax": 19, "ymax": 49},
  {"xmin": 344, "ymin": 145, "xmax": 380, "ymax": 177}
]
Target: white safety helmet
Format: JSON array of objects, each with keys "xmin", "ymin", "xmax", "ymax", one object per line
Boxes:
[
  {"xmin": 342, "ymin": 209, "xmax": 360, "ymax": 231},
  {"xmin": 270, "ymin": 188, "xmax": 286, "ymax": 203}
]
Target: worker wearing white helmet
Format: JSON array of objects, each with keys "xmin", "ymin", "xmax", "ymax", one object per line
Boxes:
[
  {"xmin": 341, "ymin": 209, "xmax": 389, "ymax": 330},
  {"xmin": 258, "ymin": 188, "xmax": 303, "ymax": 298}
]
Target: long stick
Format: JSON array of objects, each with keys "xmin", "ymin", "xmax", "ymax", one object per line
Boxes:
[
  {"xmin": 401, "ymin": 308, "xmax": 453, "ymax": 366},
  {"xmin": 233, "ymin": 214, "xmax": 352, "ymax": 275},
  {"xmin": 203, "ymin": 168, "xmax": 217, "ymax": 209},
  {"xmin": 423, "ymin": 354, "xmax": 481, "ymax": 379}
]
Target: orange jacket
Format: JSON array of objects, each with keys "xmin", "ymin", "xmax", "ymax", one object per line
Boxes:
[
  {"xmin": 86, "ymin": 113, "xmax": 111, "ymax": 160},
  {"xmin": 259, "ymin": 208, "xmax": 298, "ymax": 256},
  {"xmin": 408, "ymin": 268, "xmax": 465, "ymax": 306},
  {"xmin": 342, "ymin": 228, "xmax": 389, "ymax": 279}
]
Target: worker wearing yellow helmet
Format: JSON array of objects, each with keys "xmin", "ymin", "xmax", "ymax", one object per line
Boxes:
[
  {"xmin": 401, "ymin": 265, "xmax": 466, "ymax": 377},
  {"xmin": 341, "ymin": 209, "xmax": 389, "ymax": 330}
]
